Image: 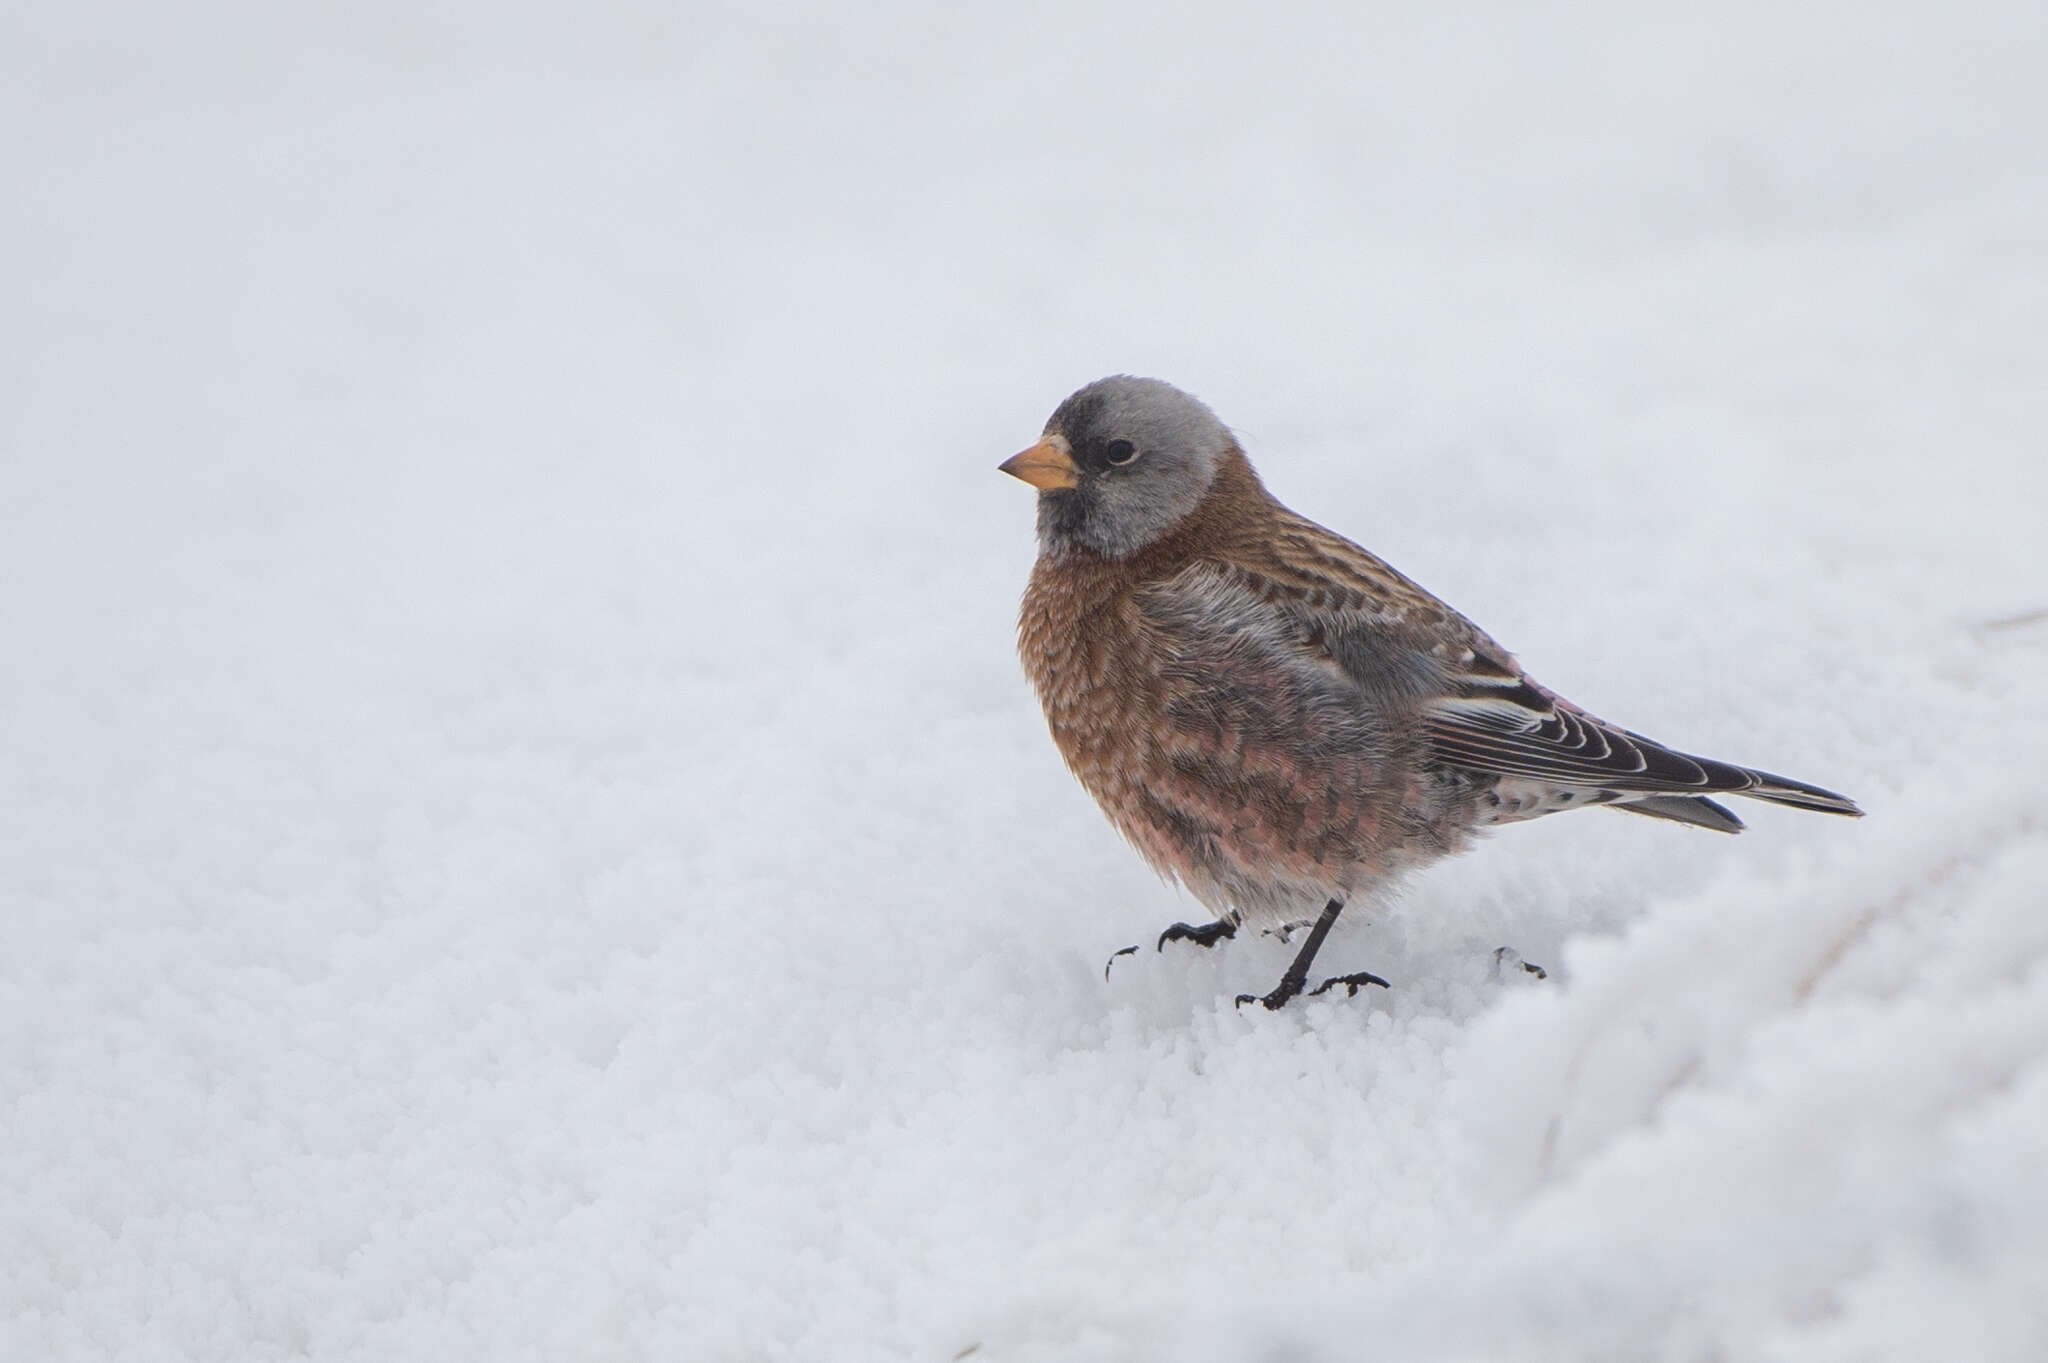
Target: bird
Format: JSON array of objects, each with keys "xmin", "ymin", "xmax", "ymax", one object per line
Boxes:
[{"xmin": 1000, "ymin": 375, "xmax": 1862, "ymax": 1010}]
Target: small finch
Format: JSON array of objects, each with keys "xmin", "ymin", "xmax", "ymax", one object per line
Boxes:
[{"xmin": 1001, "ymin": 376, "xmax": 1861, "ymax": 1009}]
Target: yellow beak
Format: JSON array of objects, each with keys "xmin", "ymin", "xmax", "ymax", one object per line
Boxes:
[{"xmin": 998, "ymin": 435, "xmax": 1079, "ymax": 491}]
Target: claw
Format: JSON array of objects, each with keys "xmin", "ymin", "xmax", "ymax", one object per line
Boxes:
[
  {"xmin": 1309, "ymin": 970, "xmax": 1391, "ymax": 998},
  {"xmin": 1104, "ymin": 944, "xmax": 1139, "ymax": 980},
  {"xmin": 1493, "ymin": 946, "xmax": 1548, "ymax": 981},
  {"xmin": 1156, "ymin": 918, "xmax": 1237, "ymax": 952},
  {"xmin": 1231, "ymin": 898, "xmax": 1348, "ymax": 1012}
]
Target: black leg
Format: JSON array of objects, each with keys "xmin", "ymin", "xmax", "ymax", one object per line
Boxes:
[{"xmin": 1236, "ymin": 898, "xmax": 1366, "ymax": 1010}]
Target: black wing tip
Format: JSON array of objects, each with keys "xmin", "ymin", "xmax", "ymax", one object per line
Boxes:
[
  {"xmin": 1428, "ymin": 703, "xmax": 1865, "ymax": 818},
  {"xmin": 1627, "ymin": 732, "xmax": 1865, "ymax": 817},
  {"xmin": 1736, "ymin": 767, "xmax": 1864, "ymax": 818},
  {"xmin": 1744, "ymin": 785, "xmax": 1865, "ymax": 817}
]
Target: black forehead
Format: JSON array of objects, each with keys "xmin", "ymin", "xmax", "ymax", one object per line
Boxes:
[{"xmin": 1046, "ymin": 385, "xmax": 1117, "ymax": 442}]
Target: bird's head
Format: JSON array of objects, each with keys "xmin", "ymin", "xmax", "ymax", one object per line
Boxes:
[{"xmin": 1000, "ymin": 375, "xmax": 1234, "ymax": 558}]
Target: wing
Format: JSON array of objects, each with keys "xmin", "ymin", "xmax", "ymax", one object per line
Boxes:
[
  {"xmin": 1129, "ymin": 557, "xmax": 1423, "ymax": 907},
  {"xmin": 1425, "ymin": 656, "xmax": 1861, "ymax": 815},
  {"xmin": 1134, "ymin": 558, "xmax": 1397, "ymax": 763},
  {"xmin": 1209, "ymin": 509, "xmax": 1864, "ymax": 819}
]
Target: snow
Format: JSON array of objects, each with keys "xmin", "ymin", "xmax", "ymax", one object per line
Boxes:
[{"xmin": 4, "ymin": 1, "xmax": 2046, "ymax": 1359}]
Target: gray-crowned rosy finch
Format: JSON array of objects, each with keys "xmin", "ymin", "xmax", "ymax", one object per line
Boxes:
[{"xmin": 1001, "ymin": 376, "xmax": 1861, "ymax": 1009}]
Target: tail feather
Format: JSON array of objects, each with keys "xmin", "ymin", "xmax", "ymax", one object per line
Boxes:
[{"xmin": 1616, "ymin": 794, "xmax": 1747, "ymax": 834}]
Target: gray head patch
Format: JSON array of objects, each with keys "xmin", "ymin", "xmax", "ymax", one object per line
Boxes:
[{"xmin": 1034, "ymin": 376, "xmax": 1235, "ymax": 558}]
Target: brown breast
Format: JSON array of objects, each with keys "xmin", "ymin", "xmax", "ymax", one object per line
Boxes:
[
  {"xmin": 1014, "ymin": 451, "xmax": 1474, "ymax": 918},
  {"xmin": 1016, "ymin": 454, "xmax": 1373, "ymax": 899}
]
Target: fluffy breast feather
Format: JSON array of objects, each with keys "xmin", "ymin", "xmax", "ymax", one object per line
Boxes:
[{"xmin": 1017, "ymin": 540, "xmax": 1468, "ymax": 923}]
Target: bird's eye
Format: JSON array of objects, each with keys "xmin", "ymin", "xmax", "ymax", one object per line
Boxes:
[{"xmin": 1103, "ymin": 439, "xmax": 1138, "ymax": 466}]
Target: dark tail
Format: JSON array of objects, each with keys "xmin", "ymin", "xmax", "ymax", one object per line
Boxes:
[{"xmin": 1617, "ymin": 794, "xmax": 1748, "ymax": 834}]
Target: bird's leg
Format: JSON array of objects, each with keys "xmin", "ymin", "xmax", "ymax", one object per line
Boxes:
[
  {"xmin": 1104, "ymin": 915, "xmax": 1239, "ymax": 980},
  {"xmin": 1156, "ymin": 917, "xmax": 1238, "ymax": 951},
  {"xmin": 1236, "ymin": 898, "xmax": 1381, "ymax": 1010},
  {"xmin": 1493, "ymin": 946, "xmax": 1548, "ymax": 980}
]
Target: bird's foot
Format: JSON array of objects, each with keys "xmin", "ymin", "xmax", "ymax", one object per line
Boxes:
[
  {"xmin": 1107, "ymin": 917, "xmax": 1241, "ymax": 979},
  {"xmin": 1310, "ymin": 970, "xmax": 1392, "ymax": 998},
  {"xmin": 1235, "ymin": 967, "xmax": 1391, "ymax": 1010},
  {"xmin": 1157, "ymin": 917, "xmax": 1238, "ymax": 951},
  {"xmin": 1493, "ymin": 946, "xmax": 1548, "ymax": 981},
  {"xmin": 1235, "ymin": 897, "xmax": 1352, "ymax": 1011}
]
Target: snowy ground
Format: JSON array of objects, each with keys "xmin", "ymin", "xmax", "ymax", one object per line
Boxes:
[{"xmin": 5, "ymin": 2, "xmax": 2047, "ymax": 1359}]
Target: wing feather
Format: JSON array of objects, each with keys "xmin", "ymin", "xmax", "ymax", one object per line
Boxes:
[{"xmin": 1206, "ymin": 512, "xmax": 1862, "ymax": 818}]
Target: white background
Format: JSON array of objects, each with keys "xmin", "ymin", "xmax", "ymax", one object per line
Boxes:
[{"xmin": 5, "ymin": 2, "xmax": 2045, "ymax": 1359}]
